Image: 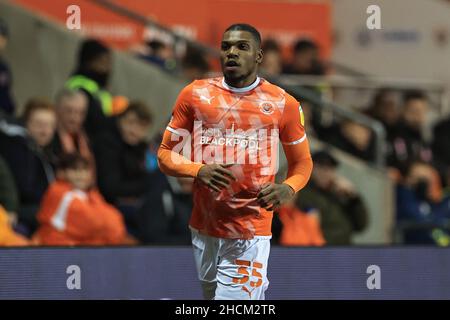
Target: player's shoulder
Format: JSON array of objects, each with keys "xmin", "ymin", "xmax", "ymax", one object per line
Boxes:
[
  {"xmin": 260, "ymin": 78, "xmax": 300, "ymax": 107},
  {"xmin": 179, "ymin": 77, "xmax": 222, "ymax": 96}
]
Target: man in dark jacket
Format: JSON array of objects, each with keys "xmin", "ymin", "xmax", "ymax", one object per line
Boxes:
[
  {"xmin": 328, "ymin": 119, "xmax": 377, "ymax": 163},
  {"xmin": 296, "ymin": 150, "xmax": 369, "ymax": 245},
  {"xmin": 0, "ymin": 98, "xmax": 56, "ymax": 234},
  {"xmin": 93, "ymin": 102, "xmax": 153, "ymax": 234},
  {"xmin": 388, "ymin": 90, "xmax": 432, "ymax": 169}
]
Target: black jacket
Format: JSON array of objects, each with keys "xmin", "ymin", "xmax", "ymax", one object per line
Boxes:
[
  {"xmin": 432, "ymin": 118, "xmax": 450, "ymax": 166},
  {"xmin": 0, "ymin": 120, "xmax": 55, "ymax": 206},
  {"xmin": 296, "ymin": 180, "xmax": 369, "ymax": 245},
  {"xmin": 137, "ymin": 171, "xmax": 193, "ymax": 245},
  {"xmin": 93, "ymin": 118, "xmax": 151, "ymax": 204},
  {"xmin": 328, "ymin": 125, "xmax": 377, "ymax": 163},
  {"xmin": 387, "ymin": 122, "xmax": 433, "ymax": 169}
]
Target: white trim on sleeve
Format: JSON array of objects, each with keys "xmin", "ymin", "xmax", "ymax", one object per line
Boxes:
[
  {"xmin": 166, "ymin": 126, "xmax": 181, "ymax": 135},
  {"xmin": 282, "ymin": 134, "xmax": 307, "ymax": 146}
]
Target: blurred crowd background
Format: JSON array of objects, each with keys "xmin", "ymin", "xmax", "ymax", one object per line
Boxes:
[{"xmin": 1, "ymin": 0, "xmax": 450, "ymax": 247}]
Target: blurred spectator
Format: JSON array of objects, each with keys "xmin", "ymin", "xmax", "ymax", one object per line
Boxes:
[
  {"xmin": 138, "ymin": 40, "xmax": 177, "ymax": 72},
  {"xmin": 34, "ymin": 153, "xmax": 128, "ymax": 246},
  {"xmin": 137, "ymin": 173, "xmax": 193, "ymax": 245},
  {"xmin": 0, "ymin": 154, "xmax": 19, "ymax": 215},
  {"xmin": 388, "ymin": 90, "xmax": 432, "ymax": 169},
  {"xmin": 50, "ymin": 88, "xmax": 94, "ymax": 165},
  {"xmin": 328, "ymin": 118, "xmax": 376, "ymax": 162},
  {"xmin": 432, "ymin": 114, "xmax": 450, "ymax": 188},
  {"xmin": 299, "ymin": 101, "xmax": 317, "ymax": 137},
  {"xmin": 283, "ymin": 39, "xmax": 326, "ymax": 75},
  {"xmin": 181, "ymin": 45, "xmax": 210, "ymax": 81},
  {"xmin": 0, "ymin": 18, "xmax": 15, "ymax": 115},
  {"xmin": 0, "ymin": 205, "xmax": 29, "ymax": 246},
  {"xmin": 260, "ymin": 39, "xmax": 282, "ymax": 77},
  {"xmin": 66, "ymin": 39, "xmax": 113, "ymax": 138},
  {"xmin": 93, "ymin": 102, "xmax": 153, "ymax": 234},
  {"xmin": 0, "ymin": 98, "xmax": 56, "ymax": 234},
  {"xmin": 396, "ymin": 161, "xmax": 450, "ymax": 245},
  {"xmin": 145, "ymin": 124, "xmax": 165, "ymax": 173},
  {"xmin": 272, "ymin": 194, "xmax": 325, "ymax": 246},
  {"xmin": 366, "ymin": 88, "xmax": 400, "ymax": 140},
  {"xmin": 296, "ymin": 150, "xmax": 369, "ymax": 245}
]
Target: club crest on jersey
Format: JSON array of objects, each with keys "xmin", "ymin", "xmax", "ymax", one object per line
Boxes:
[{"xmin": 259, "ymin": 102, "xmax": 275, "ymax": 115}]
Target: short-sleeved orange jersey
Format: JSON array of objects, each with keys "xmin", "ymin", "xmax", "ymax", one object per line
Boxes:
[{"xmin": 163, "ymin": 77, "xmax": 309, "ymax": 239}]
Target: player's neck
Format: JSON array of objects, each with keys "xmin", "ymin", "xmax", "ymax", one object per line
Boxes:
[{"xmin": 223, "ymin": 75, "xmax": 259, "ymax": 91}]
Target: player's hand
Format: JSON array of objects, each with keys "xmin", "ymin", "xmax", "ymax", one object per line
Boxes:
[
  {"xmin": 256, "ymin": 183, "xmax": 295, "ymax": 211},
  {"xmin": 197, "ymin": 164, "xmax": 236, "ymax": 192}
]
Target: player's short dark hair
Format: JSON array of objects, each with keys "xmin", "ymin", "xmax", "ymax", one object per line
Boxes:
[
  {"xmin": 224, "ymin": 23, "xmax": 261, "ymax": 47},
  {"xmin": 120, "ymin": 101, "xmax": 153, "ymax": 125},
  {"xmin": 293, "ymin": 39, "xmax": 318, "ymax": 54},
  {"xmin": 403, "ymin": 89, "xmax": 427, "ymax": 104},
  {"xmin": 57, "ymin": 153, "xmax": 90, "ymax": 170}
]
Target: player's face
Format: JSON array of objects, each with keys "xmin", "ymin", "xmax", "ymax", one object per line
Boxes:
[{"xmin": 220, "ymin": 30, "xmax": 262, "ymax": 85}]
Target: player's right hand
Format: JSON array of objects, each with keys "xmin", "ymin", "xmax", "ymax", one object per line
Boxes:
[{"xmin": 197, "ymin": 164, "xmax": 236, "ymax": 192}]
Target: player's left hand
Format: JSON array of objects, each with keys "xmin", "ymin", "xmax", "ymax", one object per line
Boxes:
[{"xmin": 256, "ymin": 183, "xmax": 295, "ymax": 211}]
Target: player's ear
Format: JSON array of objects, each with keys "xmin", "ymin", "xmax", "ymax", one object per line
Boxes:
[{"xmin": 256, "ymin": 48, "xmax": 263, "ymax": 64}]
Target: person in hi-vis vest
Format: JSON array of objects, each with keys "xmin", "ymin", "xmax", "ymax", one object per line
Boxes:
[{"xmin": 66, "ymin": 39, "xmax": 128, "ymax": 139}]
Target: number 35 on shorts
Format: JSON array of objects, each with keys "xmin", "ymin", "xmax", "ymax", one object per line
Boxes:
[{"xmin": 232, "ymin": 260, "xmax": 263, "ymax": 296}]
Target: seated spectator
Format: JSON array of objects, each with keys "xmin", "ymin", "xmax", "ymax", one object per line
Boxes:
[
  {"xmin": 137, "ymin": 172, "xmax": 193, "ymax": 245},
  {"xmin": 396, "ymin": 161, "xmax": 450, "ymax": 245},
  {"xmin": 296, "ymin": 150, "xmax": 369, "ymax": 245},
  {"xmin": 272, "ymin": 194, "xmax": 325, "ymax": 246},
  {"xmin": 181, "ymin": 45, "xmax": 210, "ymax": 81},
  {"xmin": 260, "ymin": 39, "xmax": 282, "ymax": 77},
  {"xmin": 50, "ymin": 88, "xmax": 94, "ymax": 165},
  {"xmin": 388, "ymin": 90, "xmax": 432, "ymax": 169},
  {"xmin": 0, "ymin": 18, "xmax": 15, "ymax": 115},
  {"xmin": 93, "ymin": 101, "xmax": 153, "ymax": 234},
  {"xmin": 137, "ymin": 40, "xmax": 176, "ymax": 72},
  {"xmin": 0, "ymin": 98, "xmax": 56, "ymax": 234},
  {"xmin": 328, "ymin": 118, "xmax": 376, "ymax": 162},
  {"xmin": 0, "ymin": 205, "xmax": 29, "ymax": 246},
  {"xmin": 34, "ymin": 153, "xmax": 127, "ymax": 246},
  {"xmin": 283, "ymin": 39, "xmax": 326, "ymax": 75},
  {"xmin": 366, "ymin": 88, "xmax": 400, "ymax": 141},
  {"xmin": 432, "ymin": 113, "xmax": 450, "ymax": 188}
]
